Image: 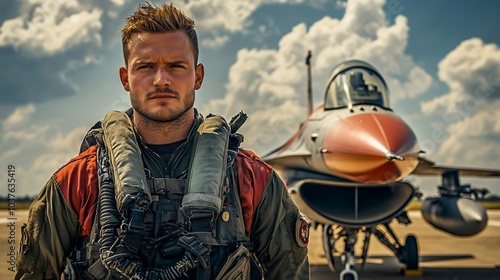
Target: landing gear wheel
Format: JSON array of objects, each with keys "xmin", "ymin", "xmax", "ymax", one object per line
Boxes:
[
  {"xmin": 342, "ymin": 273, "xmax": 356, "ymax": 280},
  {"xmin": 403, "ymin": 234, "xmax": 419, "ymax": 269},
  {"xmin": 322, "ymin": 225, "xmax": 343, "ymax": 272},
  {"xmin": 340, "ymin": 265, "xmax": 358, "ymax": 280}
]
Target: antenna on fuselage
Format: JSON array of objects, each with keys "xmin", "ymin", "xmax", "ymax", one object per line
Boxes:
[{"xmin": 306, "ymin": 50, "xmax": 313, "ymax": 117}]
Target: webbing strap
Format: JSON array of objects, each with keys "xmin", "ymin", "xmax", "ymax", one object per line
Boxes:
[
  {"xmin": 190, "ymin": 211, "xmax": 218, "ymax": 246},
  {"xmin": 148, "ymin": 178, "xmax": 185, "ymax": 194}
]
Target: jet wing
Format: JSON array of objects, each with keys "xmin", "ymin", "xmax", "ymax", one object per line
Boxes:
[
  {"xmin": 262, "ymin": 123, "xmax": 311, "ymax": 169},
  {"xmin": 262, "ymin": 148, "xmax": 311, "ymax": 169},
  {"xmin": 413, "ymin": 157, "xmax": 500, "ymax": 177}
]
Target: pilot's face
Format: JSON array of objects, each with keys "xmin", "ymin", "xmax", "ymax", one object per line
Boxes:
[{"xmin": 119, "ymin": 31, "xmax": 204, "ymax": 122}]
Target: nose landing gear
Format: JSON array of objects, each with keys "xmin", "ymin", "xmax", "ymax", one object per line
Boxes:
[
  {"xmin": 322, "ymin": 218, "xmax": 422, "ymax": 279},
  {"xmin": 322, "ymin": 225, "xmax": 359, "ymax": 280},
  {"xmin": 339, "ymin": 259, "xmax": 358, "ymax": 280}
]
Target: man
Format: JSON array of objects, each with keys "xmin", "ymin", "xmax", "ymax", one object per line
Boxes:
[{"xmin": 15, "ymin": 3, "xmax": 309, "ymax": 280}]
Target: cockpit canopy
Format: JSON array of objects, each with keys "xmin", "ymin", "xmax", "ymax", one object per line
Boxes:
[{"xmin": 324, "ymin": 61, "xmax": 390, "ymax": 109}]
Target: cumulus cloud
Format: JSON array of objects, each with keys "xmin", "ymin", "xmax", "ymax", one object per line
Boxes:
[
  {"xmin": 201, "ymin": 0, "xmax": 432, "ymax": 154},
  {"xmin": 0, "ymin": 0, "xmax": 329, "ymax": 105},
  {"xmin": 416, "ymin": 38, "xmax": 500, "ymax": 171},
  {"xmin": 433, "ymin": 99, "xmax": 500, "ymax": 167},
  {"xmin": 179, "ymin": 0, "xmax": 331, "ymax": 48},
  {"xmin": 201, "ymin": 35, "xmax": 230, "ymax": 49},
  {"xmin": 3, "ymin": 124, "xmax": 51, "ymax": 144},
  {"xmin": 180, "ymin": 0, "xmax": 259, "ymax": 33},
  {"xmin": 421, "ymin": 38, "xmax": 500, "ymax": 115},
  {"xmin": 24, "ymin": 124, "xmax": 87, "ymax": 196},
  {"xmin": 0, "ymin": 0, "xmax": 103, "ymax": 57},
  {"xmin": 0, "ymin": 103, "xmax": 87, "ymax": 195},
  {"xmin": 110, "ymin": 0, "xmax": 126, "ymax": 6},
  {"xmin": 0, "ymin": 0, "xmax": 132, "ymax": 104},
  {"xmin": 2, "ymin": 103, "xmax": 35, "ymax": 130},
  {"xmin": 179, "ymin": 0, "xmax": 327, "ymax": 32}
]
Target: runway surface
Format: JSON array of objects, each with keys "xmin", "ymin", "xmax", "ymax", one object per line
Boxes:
[
  {"xmin": 1, "ymin": 210, "xmax": 499, "ymax": 279},
  {"xmin": 307, "ymin": 210, "xmax": 500, "ymax": 280}
]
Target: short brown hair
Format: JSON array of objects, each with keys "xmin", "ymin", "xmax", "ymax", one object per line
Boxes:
[{"xmin": 120, "ymin": 2, "xmax": 198, "ymax": 66}]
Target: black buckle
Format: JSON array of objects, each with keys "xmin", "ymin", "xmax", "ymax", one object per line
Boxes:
[{"xmin": 189, "ymin": 211, "xmax": 214, "ymax": 234}]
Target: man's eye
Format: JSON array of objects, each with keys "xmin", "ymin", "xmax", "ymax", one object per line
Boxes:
[{"xmin": 137, "ymin": 65, "xmax": 152, "ymax": 70}]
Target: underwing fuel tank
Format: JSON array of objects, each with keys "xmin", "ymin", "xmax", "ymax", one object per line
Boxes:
[{"xmin": 421, "ymin": 196, "xmax": 488, "ymax": 236}]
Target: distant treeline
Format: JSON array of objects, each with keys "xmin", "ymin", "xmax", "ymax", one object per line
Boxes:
[
  {"xmin": 0, "ymin": 195, "xmax": 35, "ymax": 210},
  {"xmin": 1, "ymin": 194, "xmax": 500, "ymax": 202},
  {"xmin": 2, "ymin": 195, "xmax": 500, "ymax": 211},
  {"xmin": 476, "ymin": 194, "xmax": 500, "ymax": 201},
  {"xmin": 0, "ymin": 195, "xmax": 35, "ymax": 202}
]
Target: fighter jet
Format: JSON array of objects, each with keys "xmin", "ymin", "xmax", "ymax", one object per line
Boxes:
[{"xmin": 262, "ymin": 55, "xmax": 500, "ymax": 280}]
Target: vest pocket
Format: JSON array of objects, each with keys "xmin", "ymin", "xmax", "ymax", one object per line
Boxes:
[
  {"xmin": 215, "ymin": 245, "xmax": 253, "ymax": 280},
  {"xmin": 16, "ymin": 200, "xmax": 45, "ymax": 276}
]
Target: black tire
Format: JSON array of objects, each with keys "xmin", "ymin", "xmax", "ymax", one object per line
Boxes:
[
  {"xmin": 404, "ymin": 234, "xmax": 419, "ymax": 269},
  {"xmin": 322, "ymin": 225, "xmax": 344, "ymax": 272},
  {"xmin": 342, "ymin": 272, "xmax": 356, "ymax": 280}
]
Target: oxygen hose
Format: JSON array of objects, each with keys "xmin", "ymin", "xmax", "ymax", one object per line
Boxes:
[
  {"xmin": 96, "ymin": 146, "xmax": 120, "ymax": 253},
  {"xmin": 96, "ymin": 145, "xmax": 209, "ymax": 280}
]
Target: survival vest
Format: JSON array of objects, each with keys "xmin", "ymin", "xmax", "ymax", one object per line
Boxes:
[{"xmin": 63, "ymin": 110, "xmax": 263, "ymax": 280}]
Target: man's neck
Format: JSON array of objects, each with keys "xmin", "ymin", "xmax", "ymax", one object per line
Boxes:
[{"xmin": 134, "ymin": 109, "xmax": 194, "ymax": 144}]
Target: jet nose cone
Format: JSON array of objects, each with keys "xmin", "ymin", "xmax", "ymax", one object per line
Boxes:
[
  {"xmin": 322, "ymin": 112, "xmax": 420, "ymax": 183},
  {"xmin": 385, "ymin": 151, "xmax": 404, "ymax": 161}
]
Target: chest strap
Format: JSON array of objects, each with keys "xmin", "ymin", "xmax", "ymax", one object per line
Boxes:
[{"xmin": 148, "ymin": 178, "xmax": 185, "ymax": 194}]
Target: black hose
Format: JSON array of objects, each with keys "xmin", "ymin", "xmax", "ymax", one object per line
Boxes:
[
  {"xmin": 97, "ymin": 146, "xmax": 120, "ymax": 255},
  {"xmin": 95, "ymin": 145, "xmax": 203, "ymax": 280}
]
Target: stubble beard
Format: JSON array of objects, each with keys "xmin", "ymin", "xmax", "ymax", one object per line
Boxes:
[{"xmin": 132, "ymin": 89, "xmax": 195, "ymax": 124}]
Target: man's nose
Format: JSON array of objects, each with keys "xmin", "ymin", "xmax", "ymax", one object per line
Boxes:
[{"xmin": 153, "ymin": 68, "xmax": 171, "ymax": 87}]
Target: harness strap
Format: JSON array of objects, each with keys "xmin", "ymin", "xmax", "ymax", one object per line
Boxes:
[
  {"xmin": 148, "ymin": 178, "xmax": 185, "ymax": 194},
  {"xmin": 75, "ymin": 110, "xmax": 254, "ymax": 280}
]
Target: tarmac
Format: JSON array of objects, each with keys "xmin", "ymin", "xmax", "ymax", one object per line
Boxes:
[
  {"xmin": 308, "ymin": 210, "xmax": 500, "ymax": 280},
  {"xmin": 1, "ymin": 210, "xmax": 499, "ymax": 280}
]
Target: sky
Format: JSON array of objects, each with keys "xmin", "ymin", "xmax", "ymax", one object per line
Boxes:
[{"xmin": 1, "ymin": 0, "xmax": 500, "ymax": 197}]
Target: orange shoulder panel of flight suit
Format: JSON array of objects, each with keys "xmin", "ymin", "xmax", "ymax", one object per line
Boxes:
[
  {"xmin": 235, "ymin": 148, "xmax": 273, "ymax": 235},
  {"xmin": 53, "ymin": 145, "xmax": 99, "ymax": 237},
  {"xmin": 52, "ymin": 145, "xmax": 271, "ymax": 238}
]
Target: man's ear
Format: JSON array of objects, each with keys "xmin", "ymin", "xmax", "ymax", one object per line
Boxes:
[
  {"xmin": 195, "ymin": 63, "xmax": 204, "ymax": 90},
  {"xmin": 119, "ymin": 66, "xmax": 130, "ymax": 91}
]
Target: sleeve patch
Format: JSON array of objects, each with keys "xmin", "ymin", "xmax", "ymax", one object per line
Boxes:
[{"xmin": 295, "ymin": 216, "xmax": 310, "ymax": 248}]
